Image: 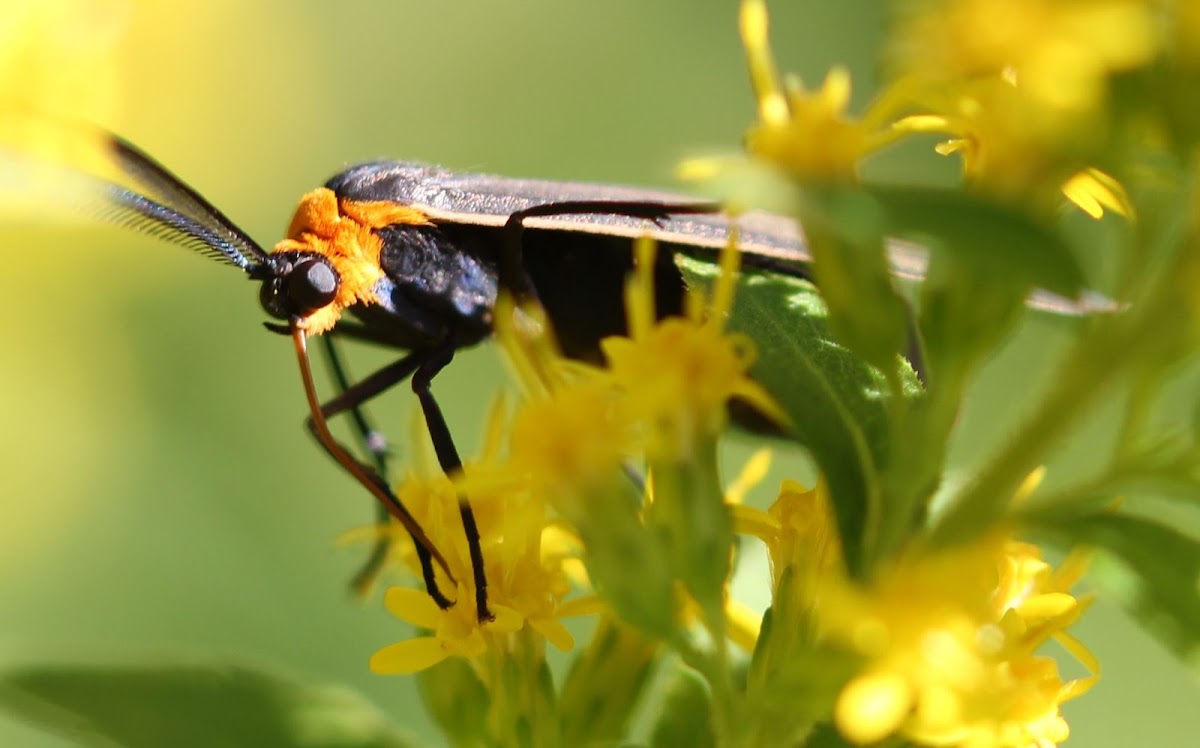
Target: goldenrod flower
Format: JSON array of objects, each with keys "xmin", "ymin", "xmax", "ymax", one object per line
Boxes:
[
  {"xmin": 738, "ymin": 475, "xmax": 1096, "ymax": 747},
  {"xmin": 371, "ymin": 586, "xmax": 524, "ymax": 675},
  {"xmin": 878, "ymin": 0, "xmax": 1157, "ymax": 217},
  {"xmin": 897, "ymin": 80, "xmax": 1132, "ymax": 216},
  {"xmin": 682, "ymin": 0, "xmax": 911, "ymax": 189},
  {"xmin": 694, "ymin": 0, "xmax": 909, "ymax": 184},
  {"xmin": 737, "ymin": 477, "xmax": 842, "ymax": 617},
  {"xmin": 824, "ymin": 535, "xmax": 1095, "ymax": 747},
  {"xmin": 369, "ymin": 402, "xmax": 600, "ymax": 676},
  {"xmin": 601, "ymin": 237, "xmax": 782, "ymax": 460},
  {"xmin": 888, "ymin": 0, "xmax": 1158, "ymax": 114},
  {"xmin": 369, "ymin": 487, "xmax": 599, "ymax": 675},
  {"xmin": 505, "ymin": 382, "xmax": 634, "ymax": 493}
]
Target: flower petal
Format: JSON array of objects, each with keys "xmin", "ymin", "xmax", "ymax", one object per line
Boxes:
[
  {"xmin": 487, "ymin": 604, "xmax": 525, "ymax": 633},
  {"xmin": 556, "ymin": 594, "xmax": 606, "ymax": 619},
  {"xmin": 529, "ymin": 617, "xmax": 575, "ymax": 652},
  {"xmin": 726, "ymin": 597, "xmax": 763, "ymax": 651},
  {"xmin": 383, "ymin": 586, "xmax": 443, "ymax": 629},
  {"xmin": 1017, "ymin": 591, "xmax": 1078, "ymax": 621},
  {"xmin": 730, "ymin": 503, "xmax": 780, "ymax": 541},
  {"xmin": 369, "ymin": 637, "xmax": 449, "ymax": 675}
]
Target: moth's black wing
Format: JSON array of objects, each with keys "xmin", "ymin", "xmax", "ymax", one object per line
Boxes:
[
  {"xmin": 328, "ymin": 161, "xmax": 1108, "ymax": 315},
  {"xmin": 328, "ymin": 162, "xmax": 922, "ymax": 274}
]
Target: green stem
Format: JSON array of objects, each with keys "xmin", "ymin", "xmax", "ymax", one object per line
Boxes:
[
  {"xmin": 672, "ymin": 632, "xmax": 739, "ymax": 747},
  {"xmin": 932, "ymin": 323, "xmax": 1134, "ymax": 544}
]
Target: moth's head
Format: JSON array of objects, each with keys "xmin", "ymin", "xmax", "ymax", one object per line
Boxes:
[
  {"xmin": 63, "ymin": 131, "xmax": 433, "ymax": 336},
  {"xmin": 251, "ymin": 250, "xmax": 340, "ymax": 325},
  {"xmin": 258, "ymin": 186, "xmax": 432, "ymax": 334}
]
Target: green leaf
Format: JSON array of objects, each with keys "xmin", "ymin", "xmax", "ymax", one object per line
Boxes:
[
  {"xmin": 798, "ymin": 190, "xmax": 911, "ymax": 376},
  {"xmin": 677, "ymin": 255, "xmax": 921, "ymax": 575},
  {"xmin": 1033, "ymin": 512, "xmax": 1200, "ymax": 668},
  {"xmin": 648, "ymin": 666, "xmax": 714, "ymax": 748},
  {"xmin": 0, "ymin": 661, "xmax": 417, "ymax": 748},
  {"xmin": 867, "ymin": 184, "xmax": 1085, "ymax": 298}
]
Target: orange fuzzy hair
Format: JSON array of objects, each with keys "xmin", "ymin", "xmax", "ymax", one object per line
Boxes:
[{"xmin": 272, "ymin": 187, "xmax": 431, "ymax": 334}]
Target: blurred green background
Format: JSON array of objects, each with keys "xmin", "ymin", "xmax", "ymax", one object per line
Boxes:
[{"xmin": 1, "ymin": 1, "xmax": 1197, "ymax": 746}]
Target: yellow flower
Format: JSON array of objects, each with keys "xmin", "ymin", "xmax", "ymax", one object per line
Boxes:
[
  {"xmin": 897, "ymin": 79, "xmax": 1131, "ymax": 215},
  {"xmin": 741, "ymin": 475, "xmax": 1096, "ymax": 747},
  {"xmin": 824, "ymin": 536, "xmax": 1096, "ymax": 747},
  {"xmin": 888, "ymin": 0, "xmax": 1158, "ymax": 114},
  {"xmin": 764, "ymin": 478, "xmax": 842, "ymax": 592},
  {"xmin": 736, "ymin": 476, "xmax": 842, "ymax": 618},
  {"xmin": 688, "ymin": 0, "xmax": 907, "ymax": 184},
  {"xmin": 0, "ymin": 0, "xmax": 129, "ymax": 215},
  {"xmin": 917, "ymin": 82, "xmax": 1077, "ymax": 191},
  {"xmin": 369, "ymin": 488, "xmax": 601, "ymax": 675},
  {"xmin": 884, "ymin": 0, "xmax": 1153, "ymax": 216},
  {"xmin": 371, "ymin": 586, "xmax": 524, "ymax": 675},
  {"xmin": 734, "ymin": 476, "xmax": 844, "ymax": 667},
  {"xmin": 505, "ymin": 382, "xmax": 634, "ymax": 493},
  {"xmin": 601, "ymin": 237, "xmax": 783, "ymax": 460},
  {"xmin": 901, "ymin": 103, "xmax": 1133, "ymax": 218},
  {"xmin": 368, "ymin": 401, "xmax": 601, "ymax": 675}
]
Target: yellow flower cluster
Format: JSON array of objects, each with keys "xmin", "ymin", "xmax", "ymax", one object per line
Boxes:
[
  {"xmin": 362, "ymin": 224, "xmax": 1100, "ymax": 748},
  {"xmin": 740, "ymin": 480, "xmax": 1097, "ymax": 748},
  {"xmin": 705, "ymin": 0, "xmax": 1157, "ymax": 218},
  {"xmin": 363, "ymin": 401, "xmax": 598, "ymax": 676},
  {"xmin": 368, "ymin": 237, "xmax": 772, "ymax": 676}
]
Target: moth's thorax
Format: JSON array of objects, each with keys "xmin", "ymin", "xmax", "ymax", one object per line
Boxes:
[{"xmin": 270, "ymin": 187, "xmax": 430, "ymax": 333}]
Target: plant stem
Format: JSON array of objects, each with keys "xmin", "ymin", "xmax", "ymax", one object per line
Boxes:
[{"xmin": 932, "ymin": 322, "xmax": 1134, "ymax": 544}]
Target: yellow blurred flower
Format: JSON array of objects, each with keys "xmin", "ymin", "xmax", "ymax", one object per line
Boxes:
[
  {"xmin": 0, "ymin": 0, "xmax": 127, "ymax": 129},
  {"xmin": 898, "ymin": 79, "xmax": 1132, "ymax": 215},
  {"xmin": 505, "ymin": 382, "xmax": 634, "ymax": 493},
  {"xmin": 0, "ymin": 0, "xmax": 130, "ymax": 213},
  {"xmin": 1173, "ymin": 0, "xmax": 1200, "ymax": 65},
  {"xmin": 739, "ymin": 476, "xmax": 1096, "ymax": 747},
  {"xmin": 736, "ymin": 476, "xmax": 842, "ymax": 613},
  {"xmin": 889, "ymin": 0, "xmax": 1158, "ymax": 114},
  {"xmin": 601, "ymin": 237, "xmax": 783, "ymax": 460},
  {"xmin": 824, "ymin": 535, "xmax": 1095, "ymax": 747}
]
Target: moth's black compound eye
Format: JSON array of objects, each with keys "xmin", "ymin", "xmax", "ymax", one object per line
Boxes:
[{"xmin": 287, "ymin": 258, "xmax": 339, "ymax": 314}]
